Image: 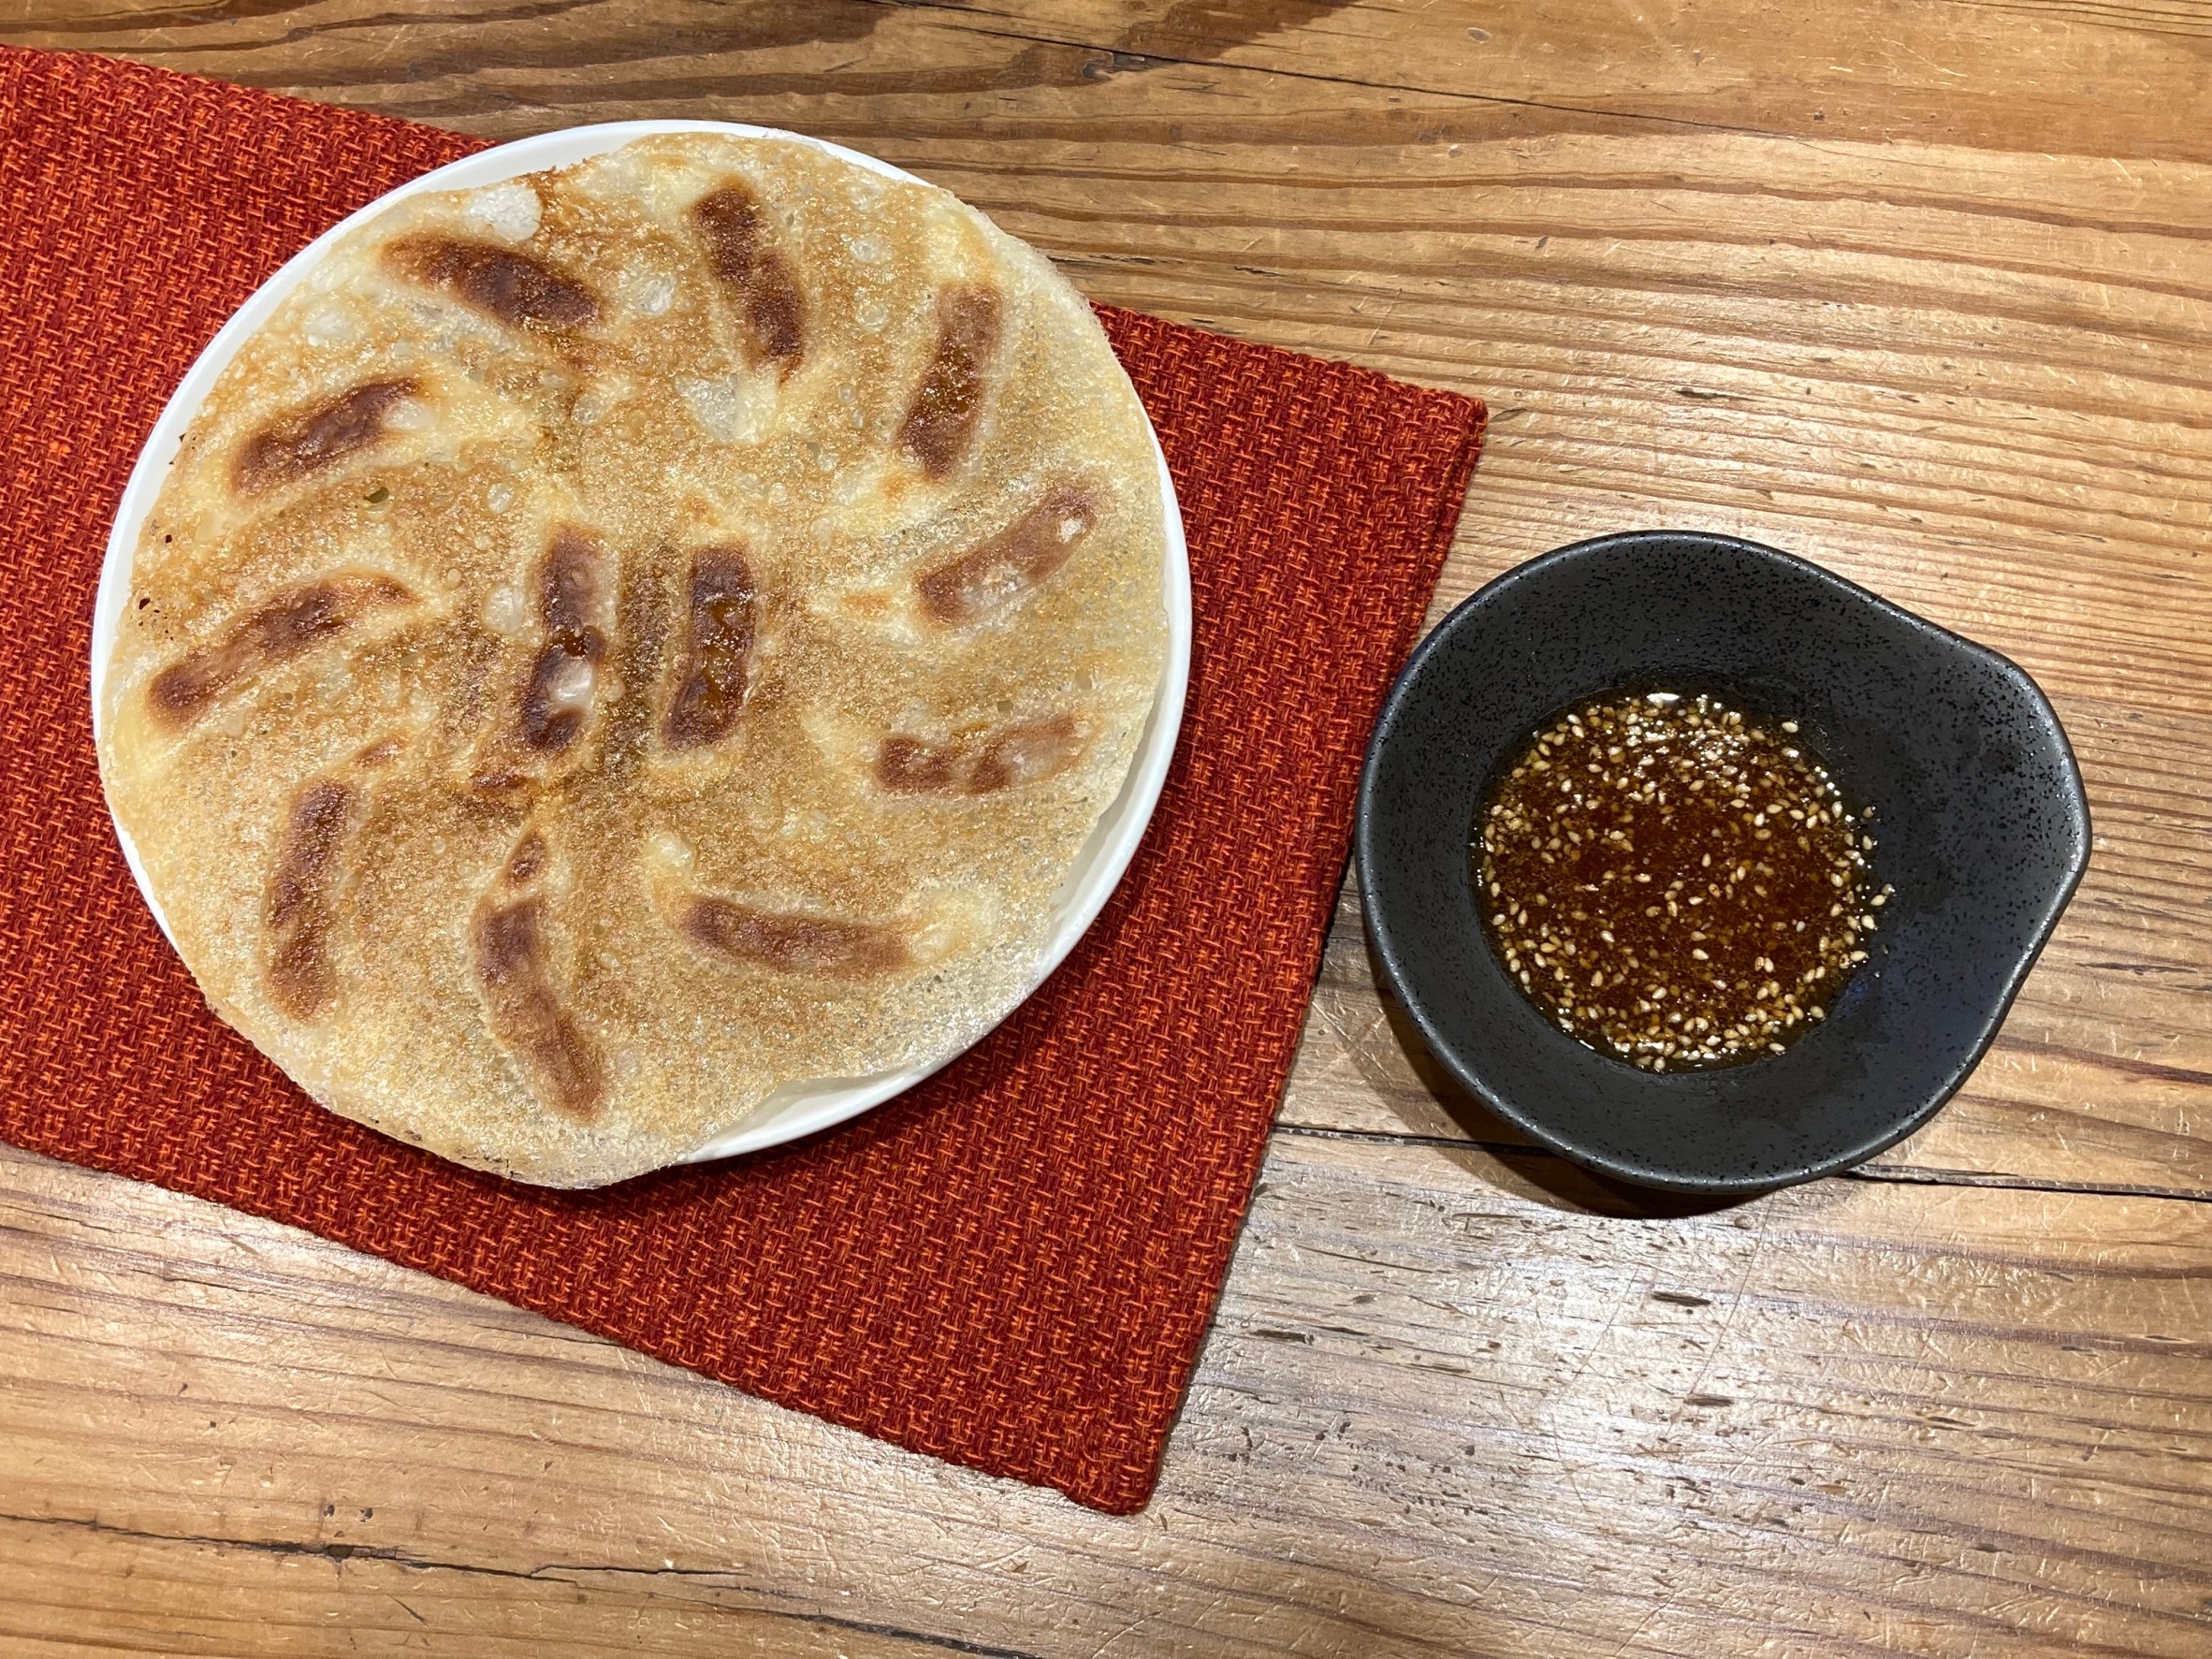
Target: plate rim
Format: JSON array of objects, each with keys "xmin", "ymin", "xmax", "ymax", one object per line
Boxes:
[{"xmin": 91, "ymin": 117, "xmax": 1194, "ymax": 1169}]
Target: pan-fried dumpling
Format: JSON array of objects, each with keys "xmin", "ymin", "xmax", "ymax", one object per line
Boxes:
[{"xmin": 97, "ymin": 133, "xmax": 1169, "ymax": 1187}]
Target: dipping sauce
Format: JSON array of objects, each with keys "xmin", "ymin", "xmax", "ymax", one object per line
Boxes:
[{"xmin": 1476, "ymin": 691, "xmax": 1885, "ymax": 1070}]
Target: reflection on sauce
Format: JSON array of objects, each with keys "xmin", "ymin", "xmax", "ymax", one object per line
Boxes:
[{"xmin": 1476, "ymin": 691, "xmax": 1885, "ymax": 1070}]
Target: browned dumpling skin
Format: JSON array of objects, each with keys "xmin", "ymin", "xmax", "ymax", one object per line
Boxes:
[{"xmin": 97, "ymin": 135, "xmax": 1168, "ymax": 1187}]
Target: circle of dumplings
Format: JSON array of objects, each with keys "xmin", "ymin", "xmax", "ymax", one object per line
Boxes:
[{"xmin": 98, "ymin": 134, "xmax": 1169, "ymax": 1188}]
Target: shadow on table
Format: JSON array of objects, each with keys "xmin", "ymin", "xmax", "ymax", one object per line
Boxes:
[{"xmin": 1353, "ymin": 934, "xmax": 1755, "ymax": 1222}]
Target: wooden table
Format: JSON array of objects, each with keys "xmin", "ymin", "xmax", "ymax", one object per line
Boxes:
[{"xmin": 6, "ymin": 4, "xmax": 2209, "ymax": 1653}]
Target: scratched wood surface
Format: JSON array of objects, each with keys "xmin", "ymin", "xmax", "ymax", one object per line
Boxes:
[{"xmin": 2, "ymin": 2, "xmax": 2208, "ymax": 1654}]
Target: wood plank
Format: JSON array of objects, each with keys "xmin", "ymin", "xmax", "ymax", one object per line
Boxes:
[
  {"xmin": 3, "ymin": 1138, "xmax": 2207, "ymax": 1656},
  {"xmin": 19, "ymin": 0, "xmax": 2212, "ymax": 163},
  {"xmin": 8, "ymin": 1, "xmax": 2207, "ymax": 1191},
  {"xmin": 0, "ymin": 1524, "xmax": 969, "ymax": 1659},
  {"xmin": 921, "ymin": 0, "xmax": 2212, "ymax": 164}
]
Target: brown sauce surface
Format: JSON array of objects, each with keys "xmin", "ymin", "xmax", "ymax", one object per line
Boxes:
[{"xmin": 1476, "ymin": 691, "xmax": 1885, "ymax": 1070}]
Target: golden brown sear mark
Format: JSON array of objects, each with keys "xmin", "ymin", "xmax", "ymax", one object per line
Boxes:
[
  {"xmin": 518, "ymin": 526, "xmax": 609, "ymax": 754},
  {"xmin": 679, "ymin": 897, "xmax": 910, "ymax": 978},
  {"xmin": 878, "ymin": 713, "xmax": 1084, "ymax": 796},
  {"xmin": 662, "ymin": 548, "xmax": 756, "ymax": 750},
  {"xmin": 147, "ymin": 573, "xmax": 416, "ymax": 730},
  {"xmin": 234, "ymin": 378, "xmax": 418, "ymax": 496},
  {"xmin": 386, "ymin": 235, "xmax": 600, "ymax": 332},
  {"xmin": 897, "ymin": 285, "xmax": 1001, "ymax": 479},
  {"xmin": 472, "ymin": 835, "xmax": 605, "ymax": 1121},
  {"xmin": 916, "ymin": 482, "xmax": 1098, "ymax": 626},
  {"xmin": 266, "ymin": 778, "xmax": 356, "ymax": 1021},
  {"xmin": 691, "ymin": 183, "xmax": 806, "ymax": 376}
]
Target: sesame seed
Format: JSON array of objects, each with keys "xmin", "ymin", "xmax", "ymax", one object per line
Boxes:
[{"xmin": 1475, "ymin": 690, "xmax": 1876, "ymax": 1070}]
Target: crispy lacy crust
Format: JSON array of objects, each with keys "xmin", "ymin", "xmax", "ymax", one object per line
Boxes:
[{"xmin": 97, "ymin": 134, "xmax": 1168, "ymax": 1187}]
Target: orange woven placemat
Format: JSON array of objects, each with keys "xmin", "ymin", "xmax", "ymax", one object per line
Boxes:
[{"xmin": 0, "ymin": 47, "xmax": 1484, "ymax": 1513}]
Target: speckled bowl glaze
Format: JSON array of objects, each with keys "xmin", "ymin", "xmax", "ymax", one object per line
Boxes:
[{"xmin": 1356, "ymin": 530, "xmax": 2089, "ymax": 1195}]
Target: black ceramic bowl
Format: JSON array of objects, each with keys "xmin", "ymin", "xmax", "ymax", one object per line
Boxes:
[{"xmin": 1357, "ymin": 531, "xmax": 2089, "ymax": 1195}]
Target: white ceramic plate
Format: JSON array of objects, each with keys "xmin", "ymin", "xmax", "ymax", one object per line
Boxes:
[{"xmin": 92, "ymin": 119, "xmax": 1192, "ymax": 1166}]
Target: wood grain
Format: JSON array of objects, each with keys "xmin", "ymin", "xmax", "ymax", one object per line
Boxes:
[
  {"xmin": 6, "ymin": 1138, "xmax": 2210, "ymax": 1658},
  {"xmin": 4, "ymin": 0, "xmax": 2211, "ymax": 1651}
]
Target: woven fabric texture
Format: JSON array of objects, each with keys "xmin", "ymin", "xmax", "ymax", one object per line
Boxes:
[{"xmin": 0, "ymin": 46, "xmax": 1485, "ymax": 1512}]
